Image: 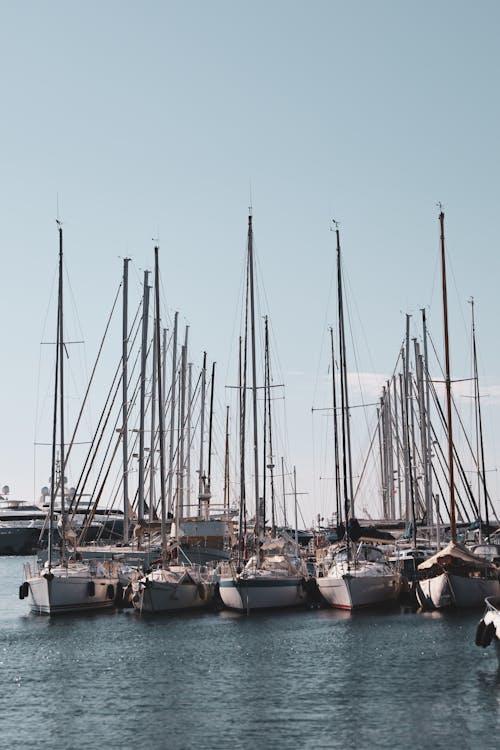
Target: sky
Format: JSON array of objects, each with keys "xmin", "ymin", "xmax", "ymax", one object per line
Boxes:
[{"xmin": 1, "ymin": 1, "xmax": 500, "ymax": 527}]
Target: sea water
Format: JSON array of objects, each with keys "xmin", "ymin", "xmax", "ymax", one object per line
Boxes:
[{"xmin": 1, "ymin": 556, "xmax": 499, "ymax": 750}]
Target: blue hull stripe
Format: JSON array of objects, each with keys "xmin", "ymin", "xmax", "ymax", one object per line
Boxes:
[{"xmin": 219, "ymin": 578, "xmax": 303, "ymax": 589}]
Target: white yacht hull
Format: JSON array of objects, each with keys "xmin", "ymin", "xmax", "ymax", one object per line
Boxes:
[
  {"xmin": 24, "ymin": 565, "xmax": 118, "ymax": 615},
  {"xmin": 317, "ymin": 570, "xmax": 400, "ymax": 610},
  {"xmin": 417, "ymin": 572, "xmax": 500, "ymax": 610},
  {"xmin": 219, "ymin": 575, "xmax": 308, "ymax": 612},
  {"xmin": 131, "ymin": 567, "xmax": 217, "ymax": 613}
]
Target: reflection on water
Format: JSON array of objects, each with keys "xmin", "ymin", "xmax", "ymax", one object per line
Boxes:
[{"xmin": 1, "ymin": 556, "xmax": 499, "ymax": 749}]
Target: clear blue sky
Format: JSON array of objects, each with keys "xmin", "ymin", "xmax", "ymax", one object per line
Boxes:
[{"xmin": 1, "ymin": 1, "xmax": 500, "ymax": 525}]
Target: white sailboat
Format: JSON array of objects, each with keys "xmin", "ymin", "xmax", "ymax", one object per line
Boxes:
[
  {"xmin": 131, "ymin": 544, "xmax": 217, "ymax": 613},
  {"xmin": 20, "ymin": 222, "xmax": 119, "ymax": 615},
  {"xmin": 219, "ymin": 532, "xmax": 310, "ymax": 612},
  {"xmin": 416, "ymin": 210, "xmax": 500, "ymax": 610},
  {"xmin": 316, "ymin": 223, "xmax": 402, "ymax": 610},
  {"xmin": 417, "ymin": 541, "xmax": 500, "ymax": 609},
  {"xmin": 130, "ymin": 245, "xmax": 218, "ymax": 614},
  {"xmin": 218, "ymin": 212, "xmax": 311, "ymax": 613},
  {"xmin": 317, "ymin": 542, "xmax": 401, "ymax": 610},
  {"xmin": 22, "ymin": 557, "xmax": 120, "ymax": 615}
]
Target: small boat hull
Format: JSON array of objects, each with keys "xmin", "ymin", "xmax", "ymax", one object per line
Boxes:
[
  {"xmin": 219, "ymin": 575, "xmax": 308, "ymax": 612},
  {"xmin": 131, "ymin": 566, "xmax": 217, "ymax": 613},
  {"xmin": 317, "ymin": 571, "xmax": 400, "ymax": 610},
  {"xmin": 133, "ymin": 579, "xmax": 214, "ymax": 613},
  {"xmin": 25, "ymin": 568, "xmax": 118, "ymax": 615},
  {"xmin": 417, "ymin": 572, "xmax": 500, "ymax": 610}
]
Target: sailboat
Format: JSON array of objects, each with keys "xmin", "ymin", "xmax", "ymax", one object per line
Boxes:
[
  {"xmin": 130, "ymin": 245, "xmax": 218, "ymax": 613},
  {"xmin": 20, "ymin": 222, "xmax": 120, "ymax": 615},
  {"xmin": 416, "ymin": 210, "xmax": 500, "ymax": 610},
  {"xmin": 316, "ymin": 223, "xmax": 401, "ymax": 610},
  {"xmin": 218, "ymin": 212, "xmax": 310, "ymax": 613},
  {"xmin": 171, "ymin": 353, "xmax": 234, "ymax": 567}
]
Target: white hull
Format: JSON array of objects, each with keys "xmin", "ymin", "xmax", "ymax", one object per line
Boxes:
[
  {"xmin": 132, "ymin": 566, "xmax": 216, "ymax": 613},
  {"xmin": 24, "ymin": 562, "xmax": 118, "ymax": 615},
  {"xmin": 476, "ymin": 597, "xmax": 500, "ymax": 664},
  {"xmin": 219, "ymin": 574, "xmax": 308, "ymax": 612},
  {"xmin": 417, "ymin": 572, "xmax": 500, "ymax": 610},
  {"xmin": 317, "ymin": 569, "xmax": 400, "ymax": 610}
]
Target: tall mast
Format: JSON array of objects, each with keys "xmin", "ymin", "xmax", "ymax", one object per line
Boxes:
[
  {"xmin": 224, "ymin": 405, "xmax": 230, "ymax": 518},
  {"xmin": 178, "ymin": 340, "xmax": 187, "ymax": 521},
  {"xmin": 207, "ymin": 361, "xmax": 216, "ymax": 503},
  {"xmin": 154, "ymin": 246, "xmax": 167, "ymax": 551},
  {"xmin": 402, "ymin": 319, "xmax": 411, "ymax": 521},
  {"xmin": 187, "ymin": 361, "xmax": 193, "ymax": 513},
  {"xmin": 149, "ymin": 311, "xmax": 158, "ymax": 517},
  {"xmin": 248, "ymin": 213, "xmax": 260, "ymax": 543},
  {"xmin": 336, "ymin": 224, "xmax": 351, "ymax": 555},
  {"xmin": 414, "ymin": 341, "xmax": 429, "ymax": 524},
  {"xmin": 440, "ymin": 209, "xmax": 457, "ymax": 542},
  {"xmin": 167, "ymin": 312, "xmax": 178, "ymax": 516},
  {"xmin": 378, "ymin": 394, "xmax": 386, "ymax": 517},
  {"xmin": 421, "ymin": 308, "xmax": 433, "ymax": 526},
  {"xmin": 393, "ymin": 375, "xmax": 402, "ymax": 519},
  {"xmin": 265, "ymin": 317, "xmax": 276, "ymax": 536},
  {"xmin": 122, "ymin": 257, "xmax": 130, "ymax": 541},
  {"xmin": 293, "ymin": 466, "xmax": 299, "ymax": 554},
  {"xmin": 48, "ymin": 224, "xmax": 62, "ymax": 569},
  {"xmin": 386, "ymin": 382, "xmax": 395, "ymax": 518},
  {"xmin": 281, "ymin": 456, "xmax": 287, "ymax": 528},
  {"xmin": 329, "ymin": 327, "xmax": 342, "ymax": 527},
  {"xmin": 57, "ymin": 223, "xmax": 66, "ymax": 561},
  {"xmin": 403, "ymin": 314, "xmax": 417, "ymax": 547},
  {"xmin": 237, "ymin": 334, "xmax": 246, "ymax": 566},
  {"xmin": 470, "ymin": 298, "xmax": 490, "ymax": 534},
  {"xmin": 138, "ymin": 270, "xmax": 150, "ymax": 524},
  {"xmin": 162, "ymin": 327, "xmax": 168, "ymax": 506},
  {"xmin": 198, "ymin": 352, "xmax": 207, "ymax": 515}
]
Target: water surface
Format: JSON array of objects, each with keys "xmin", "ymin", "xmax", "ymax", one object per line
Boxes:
[{"xmin": 1, "ymin": 557, "xmax": 499, "ymax": 749}]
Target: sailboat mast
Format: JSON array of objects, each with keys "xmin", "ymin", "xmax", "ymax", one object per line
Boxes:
[
  {"xmin": 336, "ymin": 225, "xmax": 351, "ymax": 549},
  {"xmin": 187, "ymin": 361, "xmax": 193, "ymax": 512},
  {"xmin": 224, "ymin": 405, "xmax": 230, "ymax": 517},
  {"xmin": 281, "ymin": 456, "xmax": 287, "ymax": 529},
  {"xmin": 421, "ymin": 308, "xmax": 434, "ymax": 526},
  {"xmin": 57, "ymin": 223, "xmax": 66, "ymax": 560},
  {"xmin": 403, "ymin": 314, "xmax": 417, "ymax": 547},
  {"xmin": 122, "ymin": 257, "xmax": 130, "ymax": 542},
  {"xmin": 238, "ymin": 334, "xmax": 246, "ymax": 566},
  {"xmin": 154, "ymin": 246, "xmax": 167, "ymax": 550},
  {"xmin": 48, "ymin": 225, "xmax": 62, "ymax": 569},
  {"xmin": 138, "ymin": 270, "xmax": 150, "ymax": 523},
  {"xmin": 179, "ymin": 339, "xmax": 187, "ymax": 520},
  {"xmin": 149, "ymin": 311, "xmax": 158, "ymax": 516},
  {"xmin": 293, "ymin": 465, "xmax": 299, "ymax": 554},
  {"xmin": 167, "ymin": 311, "xmax": 178, "ymax": 516},
  {"xmin": 470, "ymin": 299, "xmax": 490, "ymax": 533},
  {"xmin": 248, "ymin": 213, "xmax": 260, "ymax": 545},
  {"xmin": 265, "ymin": 317, "xmax": 277, "ymax": 535},
  {"xmin": 329, "ymin": 327, "xmax": 342, "ymax": 527},
  {"xmin": 439, "ymin": 210, "xmax": 457, "ymax": 542},
  {"xmin": 207, "ymin": 361, "xmax": 216, "ymax": 500},
  {"xmin": 198, "ymin": 352, "xmax": 207, "ymax": 513}
]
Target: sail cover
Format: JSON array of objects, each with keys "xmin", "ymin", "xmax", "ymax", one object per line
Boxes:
[{"xmin": 418, "ymin": 541, "xmax": 498, "ymax": 572}]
